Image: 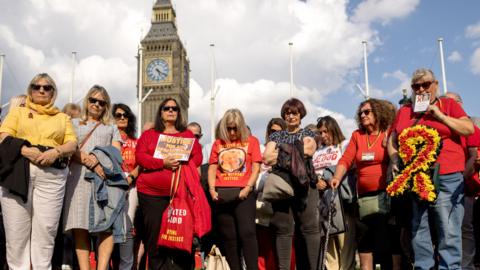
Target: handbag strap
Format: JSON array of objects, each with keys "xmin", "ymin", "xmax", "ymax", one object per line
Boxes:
[
  {"xmin": 79, "ymin": 122, "xmax": 102, "ymax": 150},
  {"xmin": 168, "ymin": 165, "xmax": 182, "ymax": 204}
]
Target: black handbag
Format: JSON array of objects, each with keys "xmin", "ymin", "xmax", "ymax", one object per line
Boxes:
[{"xmin": 216, "ymin": 187, "xmax": 241, "ymax": 203}]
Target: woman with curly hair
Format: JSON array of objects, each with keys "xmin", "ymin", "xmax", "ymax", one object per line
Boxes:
[{"xmin": 330, "ymin": 98, "xmax": 395, "ymax": 270}]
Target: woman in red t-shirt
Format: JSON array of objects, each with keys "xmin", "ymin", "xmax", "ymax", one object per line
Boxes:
[
  {"xmin": 135, "ymin": 98, "xmax": 202, "ymax": 269},
  {"xmin": 330, "ymin": 98, "xmax": 396, "ymax": 270},
  {"xmin": 387, "ymin": 69, "xmax": 474, "ymax": 270},
  {"xmin": 208, "ymin": 109, "xmax": 262, "ymax": 270},
  {"xmin": 112, "ymin": 103, "xmax": 140, "ymax": 269}
]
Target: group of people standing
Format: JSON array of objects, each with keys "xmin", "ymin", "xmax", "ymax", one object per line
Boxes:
[{"xmin": 0, "ymin": 67, "xmax": 478, "ymax": 270}]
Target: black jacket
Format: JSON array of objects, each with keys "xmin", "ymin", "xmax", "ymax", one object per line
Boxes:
[{"xmin": 0, "ymin": 136, "xmax": 30, "ymax": 202}]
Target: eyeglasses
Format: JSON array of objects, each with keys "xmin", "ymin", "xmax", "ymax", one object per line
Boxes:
[
  {"xmin": 88, "ymin": 97, "xmax": 107, "ymax": 107},
  {"xmin": 227, "ymin": 127, "xmax": 237, "ymax": 132},
  {"xmin": 114, "ymin": 112, "xmax": 128, "ymax": 119},
  {"xmin": 162, "ymin": 106, "xmax": 179, "ymax": 112},
  {"xmin": 284, "ymin": 112, "xmax": 299, "ymax": 118},
  {"xmin": 194, "ymin": 133, "xmax": 203, "ymax": 139},
  {"xmin": 358, "ymin": 109, "xmax": 372, "ymax": 117},
  {"xmin": 31, "ymin": 84, "xmax": 54, "ymax": 92},
  {"xmin": 411, "ymin": 81, "xmax": 434, "ymax": 91}
]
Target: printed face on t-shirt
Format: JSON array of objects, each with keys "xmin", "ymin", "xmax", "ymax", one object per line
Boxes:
[{"xmin": 218, "ymin": 147, "xmax": 246, "ymax": 173}]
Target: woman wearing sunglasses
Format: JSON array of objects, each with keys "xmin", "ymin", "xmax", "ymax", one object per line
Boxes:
[
  {"xmin": 0, "ymin": 73, "xmax": 77, "ymax": 269},
  {"xmin": 63, "ymin": 85, "xmax": 122, "ymax": 270},
  {"xmin": 387, "ymin": 69, "xmax": 474, "ymax": 270},
  {"xmin": 135, "ymin": 98, "xmax": 202, "ymax": 269},
  {"xmin": 207, "ymin": 109, "xmax": 262, "ymax": 270},
  {"xmin": 330, "ymin": 98, "xmax": 395, "ymax": 270},
  {"xmin": 110, "ymin": 103, "xmax": 142, "ymax": 269}
]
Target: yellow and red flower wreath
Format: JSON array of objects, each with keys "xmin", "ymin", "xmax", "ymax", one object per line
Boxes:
[{"xmin": 386, "ymin": 125, "xmax": 441, "ymax": 202}]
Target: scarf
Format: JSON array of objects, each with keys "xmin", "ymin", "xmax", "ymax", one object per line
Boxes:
[{"xmin": 25, "ymin": 96, "xmax": 60, "ymax": 116}]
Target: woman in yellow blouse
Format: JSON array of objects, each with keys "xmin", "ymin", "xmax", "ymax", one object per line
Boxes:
[{"xmin": 0, "ymin": 73, "xmax": 77, "ymax": 270}]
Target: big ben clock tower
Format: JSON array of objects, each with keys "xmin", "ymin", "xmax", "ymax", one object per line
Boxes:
[{"xmin": 140, "ymin": 0, "xmax": 190, "ymax": 126}]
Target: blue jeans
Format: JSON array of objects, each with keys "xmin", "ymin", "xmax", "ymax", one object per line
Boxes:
[{"xmin": 411, "ymin": 172, "xmax": 464, "ymax": 270}]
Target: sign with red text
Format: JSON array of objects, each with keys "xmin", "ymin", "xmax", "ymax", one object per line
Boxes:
[{"xmin": 154, "ymin": 134, "xmax": 195, "ymax": 161}]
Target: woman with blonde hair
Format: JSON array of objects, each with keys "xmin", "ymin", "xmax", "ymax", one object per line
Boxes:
[
  {"xmin": 208, "ymin": 109, "xmax": 262, "ymax": 270},
  {"xmin": 63, "ymin": 85, "xmax": 122, "ymax": 270},
  {"xmin": 0, "ymin": 73, "xmax": 77, "ymax": 269}
]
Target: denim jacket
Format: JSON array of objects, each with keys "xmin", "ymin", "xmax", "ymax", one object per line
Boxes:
[{"xmin": 85, "ymin": 146, "xmax": 129, "ymax": 243}]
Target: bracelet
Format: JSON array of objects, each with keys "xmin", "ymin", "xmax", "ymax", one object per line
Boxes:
[
  {"xmin": 54, "ymin": 148, "xmax": 62, "ymax": 156},
  {"xmin": 209, "ymin": 186, "xmax": 215, "ymax": 191},
  {"xmin": 246, "ymin": 185, "xmax": 254, "ymax": 190}
]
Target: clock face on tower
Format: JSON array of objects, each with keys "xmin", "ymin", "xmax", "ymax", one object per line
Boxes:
[{"xmin": 146, "ymin": 59, "xmax": 169, "ymax": 82}]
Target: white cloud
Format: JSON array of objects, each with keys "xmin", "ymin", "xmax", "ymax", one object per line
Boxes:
[
  {"xmin": 471, "ymin": 48, "xmax": 480, "ymax": 75},
  {"xmin": 466, "ymin": 22, "xmax": 480, "ymax": 39},
  {"xmin": 0, "ymin": 0, "xmax": 421, "ymax": 140},
  {"xmin": 352, "ymin": 0, "xmax": 420, "ymax": 25},
  {"xmin": 447, "ymin": 51, "xmax": 463, "ymax": 63}
]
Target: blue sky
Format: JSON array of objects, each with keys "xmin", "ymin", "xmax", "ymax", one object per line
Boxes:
[{"xmin": 0, "ymin": 0, "xmax": 479, "ymax": 142}]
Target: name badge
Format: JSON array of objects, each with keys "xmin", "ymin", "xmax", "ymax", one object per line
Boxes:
[{"xmin": 361, "ymin": 152, "xmax": 375, "ymax": 161}]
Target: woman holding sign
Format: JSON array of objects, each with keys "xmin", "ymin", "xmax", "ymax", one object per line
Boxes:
[
  {"xmin": 387, "ymin": 68, "xmax": 473, "ymax": 270},
  {"xmin": 135, "ymin": 98, "xmax": 202, "ymax": 269},
  {"xmin": 208, "ymin": 109, "xmax": 262, "ymax": 270}
]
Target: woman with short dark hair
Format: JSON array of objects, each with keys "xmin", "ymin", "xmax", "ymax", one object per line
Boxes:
[{"xmin": 263, "ymin": 98, "xmax": 320, "ymax": 270}]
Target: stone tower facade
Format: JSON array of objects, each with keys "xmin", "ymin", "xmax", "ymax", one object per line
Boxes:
[{"xmin": 140, "ymin": 0, "xmax": 190, "ymax": 127}]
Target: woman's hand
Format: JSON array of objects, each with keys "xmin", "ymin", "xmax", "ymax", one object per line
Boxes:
[
  {"xmin": 93, "ymin": 164, "xmax": 106, "ymax": 179},
  {"xmin": 35, "ymin": 149, "xmax": 59, "ymax": 167},
  {"xmin": 81, "ymin": 153, "xmax": 97, "ymax": 169},
  {"xmin": 21, "ymin": 146, "xmax": 42, "ymax": 164},
  {"xmin": 163, "ymin": 155, "xmax": 180, "ymax": 171},
  {"xmin": 330, "ymin": 176, "xmax": 340, "ymax": 189},
  {"xmin": 209, "ymin": 189, "xmax": 219, "ymax": 201},
  {"xmin": 239, "ymin": 186, "xmax": 253, "ymax": 200},
  {"xmin": 316, "ymin": 178, "xmax": 328, "ymax": 191}
]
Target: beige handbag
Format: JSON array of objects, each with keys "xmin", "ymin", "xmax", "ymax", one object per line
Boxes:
[{"xmin": 206, "ymin": 245, "xmax": 231, "ymax": 270}]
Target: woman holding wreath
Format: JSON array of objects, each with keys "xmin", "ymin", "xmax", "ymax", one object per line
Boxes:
[{"xmin": 386, "ymin": 68, "xmax": 473, "ymax": 270}]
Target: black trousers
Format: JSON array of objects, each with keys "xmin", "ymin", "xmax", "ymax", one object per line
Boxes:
[
  {"xmin": 215, "ymin": 191, "xmax": 258, "ymax": 270},
  {"xmin": 137, "ymin": 192, "xmax": 193, "ymax": 270},
  {"xmin": 270, "ymin": 187, "xmax": 321, "ymax": 270}
]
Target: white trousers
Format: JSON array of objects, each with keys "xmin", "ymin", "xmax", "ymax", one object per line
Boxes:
[{"xmin": 0, "ymin": 164, "xmax": 67, "ymax": 270}]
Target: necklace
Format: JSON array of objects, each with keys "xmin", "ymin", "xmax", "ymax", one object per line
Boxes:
[{"xmin": 366, "ymin": 131, "xmax": 382, "ymax": 149}]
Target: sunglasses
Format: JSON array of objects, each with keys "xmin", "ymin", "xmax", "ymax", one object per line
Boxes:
[
  {"xmin": 194, "ymin": 133, "xmax": 203, "ymax": 139},
  {"xmin": 88, "ymin": 97, "xmax": 107, "ymax": 107},
  {"xmin": 358, "ymin": 109, "xmax": 372, "ymax": 117},
  {"xmin": 114, "ymin": 112, "xmax": 128, "ymax": 119},
  {"xmin": 162, "ymin": 106, "xmax": 179, "ymax": 112},
  {"xmin": 31, "ymin": 84, "xmax": 54, "ymax": 92},
  {"xmin": 227, "ymin": 127, "xmax": 238, "ymax": 132},
  {"xmin": 411, "ymin": 81, "xmax": 434, "ymax": 91},
  {"xmin": 284, "ymin": 111, "xmax": 299, "ymax": 117}
]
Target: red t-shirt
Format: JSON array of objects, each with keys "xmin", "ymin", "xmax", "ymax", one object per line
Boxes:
[
  {"xmin": 209, "ymin": 135, "xmax": 262, "ymax": 188},
  {"xmin": 136, "ymin": 129, "xmax": 202, "ymax": 196},
  {"xmin": 338, "ymin": 130, "xmax": 389, "ymax": 195},
  {"xmin": 392, "ymin": 97, "xmax": 468, "ymax": 174},
  {"xmin": 120, "ymin": 133, "xmax": 137, "ymax": 173}
]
